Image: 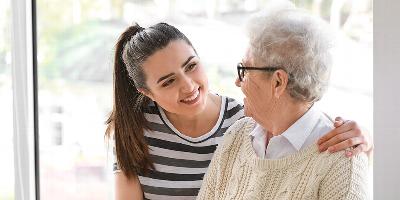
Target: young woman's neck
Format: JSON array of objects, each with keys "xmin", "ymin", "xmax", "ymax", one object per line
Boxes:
[{"xmin": 165, "ymin": 93, "xmax": 221, "ymax": 138}]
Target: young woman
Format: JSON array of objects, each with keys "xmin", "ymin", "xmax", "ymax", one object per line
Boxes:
[{"xmin": 105, "ymin": 23, "xmax": 372, "ymax": 200}]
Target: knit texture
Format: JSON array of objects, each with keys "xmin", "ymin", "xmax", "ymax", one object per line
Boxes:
[{"xmin": 197, "ymin": 117, "xmax": 369, "ymax": 200}]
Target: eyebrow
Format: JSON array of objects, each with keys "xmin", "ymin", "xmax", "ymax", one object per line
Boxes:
[
  {"xmin": 156, "ymin": 55, "xmax": 196, "ymax": 84},
  {"xmin": 181, "ymin": 55, "xmax": 195, "ymax": 68},
  {"xmin": 157, "ymin": 72, "xmax": 174, "ymax": 84}
]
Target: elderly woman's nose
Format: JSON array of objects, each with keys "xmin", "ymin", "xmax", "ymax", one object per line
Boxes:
[{"xmin": 235, "ymin": 77, "xmax": 241, "ymax": 87}]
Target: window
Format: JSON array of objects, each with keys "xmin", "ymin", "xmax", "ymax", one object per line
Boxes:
[{"xmin": 35, "ymin": 0, "xmax": 372, "ymax": 199}]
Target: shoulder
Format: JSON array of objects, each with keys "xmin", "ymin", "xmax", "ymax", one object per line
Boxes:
[
  {"xmin": 317, "ymin": 149, "xmax": 368, "ymax": 169},
  {"xmin": 225, "ymin": 117, "xmax": 255, "ymax": 135},
  {"xmin": 224, "ymin": 96, "xmax": 244, "ymax": 112},
  {"xmin": 211, "ymin": 117, "xmax": 255, "ymax": 169},
  {"xmin": 315, "ymin": 150, "xmax": 369, "ymax": 183},
  {"xmin": 225, "ymin": 96, "xmax": 243, "ymax": 105},
  {"xmin": 220, "ymin": 117, "xmax": 256, "ymax": 148},
  {"xmin": 221, "ymin": 96, "xmax": 244, "ymax": 123},
  {"xmin": 212, "ymin": 96, "xmax": 245, "ymax": 135},
  {"xmin": 223, "ymin": 96, "xmax": 243, "ymax": 110},
  {"xmin": 316, "ymin": 151, "xmax": 369, "ymax": 199}
]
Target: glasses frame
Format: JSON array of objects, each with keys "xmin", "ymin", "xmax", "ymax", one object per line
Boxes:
[{"xmin": 237, "ymin": 62, "xmax": 282, "ymax": 81}]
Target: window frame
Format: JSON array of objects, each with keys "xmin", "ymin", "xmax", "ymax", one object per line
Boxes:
[{"xmin": 11, "ymin": 0, "xmax": 39, "ymax": 199}]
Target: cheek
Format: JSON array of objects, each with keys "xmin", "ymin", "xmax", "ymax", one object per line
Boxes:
[
  {"xmin": 151, "ymin": 88, "xmax": 179, "ymax": 106},
  {"xmin": 243, "ymin": 98, "xmax": 253, "ymax": 117},
  {"xmin": 184, "ymin": 70, "xmax": 208, "ymax": 96},
  {"xmin": 194, "ymin": 65, "xmax": 208, "ymax": 83},
  {"xmin": 242, "ymin": 78, "xmax": 266, "ymax": 112},
  {"xmin": 241, "ymin": 78, "xmax": 257, "ymax": 99},
  {"xmin": 241, "ymin": 82, "xmax": 255, "ymax": 115}
]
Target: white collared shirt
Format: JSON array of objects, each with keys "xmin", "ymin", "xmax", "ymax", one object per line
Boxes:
[{"xmin": 250, "ymin": 106, "xmax": 334, "ymax": 159}]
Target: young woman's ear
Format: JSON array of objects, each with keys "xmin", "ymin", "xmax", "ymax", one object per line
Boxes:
[
  {"xmin": 272, "ymin": 70, "xmax": 289, "ymax": 98},
  {"xmin": 138, "ymin": 88, "xmax": 154, "ymax": 101}
]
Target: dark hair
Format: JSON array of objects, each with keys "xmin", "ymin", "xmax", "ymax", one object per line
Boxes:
[{"xmin": 105, "ymin": 23, "xmax": 194, "ymax": 179}]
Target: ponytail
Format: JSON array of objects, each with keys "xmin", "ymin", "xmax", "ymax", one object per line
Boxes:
[
  {"xmin": 106, "ymin": 24, "xmax": 153, "ymax": 179},
  {"xmin": 105, "ymin": 22, "xmax": 195, "ymax": 179}
]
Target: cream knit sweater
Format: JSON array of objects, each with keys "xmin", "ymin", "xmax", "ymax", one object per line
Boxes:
[{"xmin": 197, "ymin": 117, "xmax": 369, "ymax": 200}]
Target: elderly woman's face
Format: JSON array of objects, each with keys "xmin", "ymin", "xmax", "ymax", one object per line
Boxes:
[{"xmin": 235, "ymin": 49, "xmax": 278, "ymax": 121}]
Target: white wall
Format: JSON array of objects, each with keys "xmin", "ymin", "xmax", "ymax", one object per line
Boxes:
[{"xmin": 374, "ymin": 0, "xmax": 400, "ymax": 199}]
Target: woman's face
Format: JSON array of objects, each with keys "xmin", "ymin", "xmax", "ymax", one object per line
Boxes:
[
  {"xmin": 235, "ymin": 48, "xmax": 277, "ymax": 122},
  {"xmin": 140, "ymin": 40, "xmax": 209, "ymax": 117}
]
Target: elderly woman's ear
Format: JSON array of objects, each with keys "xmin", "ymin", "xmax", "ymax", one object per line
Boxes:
[{"xmin": 272, "ymin": 69, "xmax": 289, "ymax": 99}]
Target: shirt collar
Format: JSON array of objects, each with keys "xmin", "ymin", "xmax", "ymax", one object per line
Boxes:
[
  {"xmin": 280, "ymin": 105, "xmax": 321, "ymax": 150},
  {"xmin": 248, "ymin": 105, "xmax": 321, "ymax": 151},
  {"xmin": 249, "ymin": 123, "xmax": 267, "ymax": 158},
  {"xmin": 249, "ymin": 123, "xmax": 265, "ymax": 137}
]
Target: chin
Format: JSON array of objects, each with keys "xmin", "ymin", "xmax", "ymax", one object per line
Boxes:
[{"xmin": 182, "ymin": 91, "xmax": 207, "ymax": 115}]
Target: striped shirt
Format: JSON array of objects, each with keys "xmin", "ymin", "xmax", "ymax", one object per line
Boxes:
[{"xmin": 113, "ymin": 96, "xmax": 244, "ymax": 199}]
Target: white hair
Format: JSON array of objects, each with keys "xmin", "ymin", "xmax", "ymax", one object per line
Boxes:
[{"xmin": 246, "ymin": 1, "xmax": 333, "ymax": 102}]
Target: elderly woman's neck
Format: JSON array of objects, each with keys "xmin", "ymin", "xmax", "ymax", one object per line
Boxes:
[{"xmin": 262, "ymin": 100, "xmax": 313, "ymax": 137}]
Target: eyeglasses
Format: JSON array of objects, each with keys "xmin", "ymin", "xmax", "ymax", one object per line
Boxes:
[{"xmin": 237, "ymin": 62, "xmax": 282, "ymax": 81}]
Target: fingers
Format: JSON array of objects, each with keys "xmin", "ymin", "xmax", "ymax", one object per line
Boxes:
[
  {"xmin": 318, "ymin": 120, "xmax": 363, "ymax": 152},
  {"xmin": 335, "ymin": 116, "xmax": 345, "ymax": 122},
  {"xmin": 333, "ymin": 117, "xmax": 345, "ymax": 128},
  {"xmin": 317, "ymin": 120, "xmax": 358, "ymax": 146},
  {"xmin": 333, "ymin": 119, "xmax": 345, "ymax": 128},
  {"xmin": 359, "ymin": 126, "xmax": 373, "ymax": 154},
  {"xmin": 334, "ymin": 120, "xmax": 361, "ymax": 137},
  {"xmin": 317, "ymin": 127, "xmax": 339, "ymax": 146},
  {"xmin": 325, "ymin": 136, "xmax": 364, "ymax": 153},
  {"xmin": 345, "ymin": 144, "xmax": 368, "ymax": 157},
  {"xmin": 318, "ymin": 117, "xmax": 372, "ymax": 158}
]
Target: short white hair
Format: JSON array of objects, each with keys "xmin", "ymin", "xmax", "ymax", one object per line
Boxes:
[{"xmin": 246, "ymin": 1, "xmax": 333, "ymax": 102}]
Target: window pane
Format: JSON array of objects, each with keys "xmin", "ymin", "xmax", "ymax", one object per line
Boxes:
[
  {"xmin": 36, "ymin": 0, "xmax": 115, "ymax": 198},
  {"xmin": 0, "ymin": 0, "xmax": 15, "ymax": 199},
  {"xmin": 297, "ymin": 0, "xmax": 373, "ymax": 133}
]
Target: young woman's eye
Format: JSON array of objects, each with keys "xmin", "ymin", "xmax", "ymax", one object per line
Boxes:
[
  {"xmin": 185, "ymin": 63, "xmax": 197, "ymax": 72},
  {"xmin": 162, "ymin": 79, "xmax": 175, "ymax": 87}
]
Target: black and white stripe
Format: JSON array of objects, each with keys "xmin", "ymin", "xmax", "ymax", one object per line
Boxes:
[{"xmin": 114, "ymin": 96, "xmax": 244, "ymax": 199}]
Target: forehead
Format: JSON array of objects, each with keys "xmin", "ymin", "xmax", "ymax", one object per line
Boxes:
[
  {"xmin": 142, "ymin": 40, "xmax": 196, "ymax": 80},
  {"xmin": 243, "ymin": 47, "xmax": 265, "ymax": 67}
]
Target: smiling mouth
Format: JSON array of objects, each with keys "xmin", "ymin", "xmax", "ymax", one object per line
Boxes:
[{"xmin": 180, "ymin": 88, "xmax": 200, "ymax": 104}]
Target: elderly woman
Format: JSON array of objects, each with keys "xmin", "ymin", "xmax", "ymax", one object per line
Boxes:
[{"xmin": 196, "ymin": 3, "xmax": 369, "ymax": 200}]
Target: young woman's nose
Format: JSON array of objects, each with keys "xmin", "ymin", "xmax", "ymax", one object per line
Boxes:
[{"xmin": 181, "ymin": 75, "xmax": 195, "ymax": 93}]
